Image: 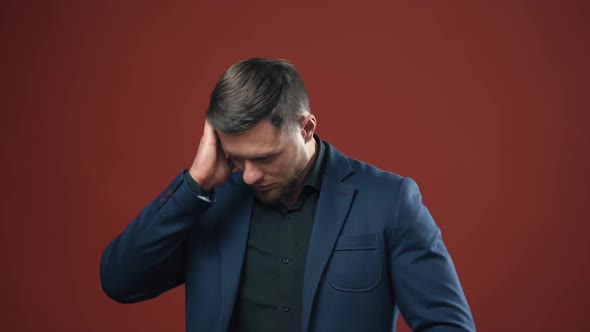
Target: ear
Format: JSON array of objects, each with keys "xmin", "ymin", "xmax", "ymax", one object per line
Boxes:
[{"xmin": 300, "ymin": 114, "xmax": 317, "ymax": 143}]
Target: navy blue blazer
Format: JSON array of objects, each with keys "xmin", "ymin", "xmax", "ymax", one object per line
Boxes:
[{"xmin": 100, "ymin": 141, "xmax": 475, "ymax": 332}]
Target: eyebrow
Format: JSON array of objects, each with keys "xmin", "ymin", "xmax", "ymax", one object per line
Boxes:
[{"xmin": 227, "ymin": 150, "xmax": 280, "ymax": 160}]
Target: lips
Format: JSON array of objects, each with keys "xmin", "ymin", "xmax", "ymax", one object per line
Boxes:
[{"xmin": 255, "ymin": 184, "xmax": 272, "ymax": 192}]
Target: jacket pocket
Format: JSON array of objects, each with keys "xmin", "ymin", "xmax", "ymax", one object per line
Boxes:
[{"xmin": 326, "ymin": 233, "xmax": 383, "ymax": 292}]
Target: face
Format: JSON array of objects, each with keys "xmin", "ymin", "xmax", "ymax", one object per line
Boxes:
[{"xmin": 217, "ymin": 118, "xmax": 314, "ymax": 205}]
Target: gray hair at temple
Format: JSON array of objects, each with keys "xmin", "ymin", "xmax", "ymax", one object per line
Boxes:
[{"xmin": 206, "ymin": 58, "xmax": 311, "ymax": 133}]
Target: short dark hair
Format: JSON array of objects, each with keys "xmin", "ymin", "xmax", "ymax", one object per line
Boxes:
[{"xmin": 206, "ymin": 58, "xmax": 310, "ymax": 133}]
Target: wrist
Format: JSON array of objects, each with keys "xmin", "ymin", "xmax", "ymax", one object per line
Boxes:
[{"xmin": 188, "ymin": 169, "xmax": 212, "ymax": 192}]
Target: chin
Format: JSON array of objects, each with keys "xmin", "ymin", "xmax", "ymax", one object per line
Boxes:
[
  {"xmin": 255, "ymin": 195, "xmax": 279, "ymax": 205},
  {"xmin": 255, "ymin": 188, "xmax": 283, "ymax": 205}
]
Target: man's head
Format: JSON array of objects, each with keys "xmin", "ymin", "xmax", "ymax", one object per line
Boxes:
[
  {"xmin": 206, "ymin": 58, "xmax": 317, "ymax": 205},
  {"xmin": 206, "ymin": 58, "xmax": 310, "ymax": 133}
]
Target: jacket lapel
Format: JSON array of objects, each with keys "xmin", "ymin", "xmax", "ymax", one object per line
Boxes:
[
  {"xmin": 217, "ymin": 181, "xmax": 254, "ymax": 331},
  {"xmin": 302, "ymin": 142, "xmax": 356, "ymax": 332}
]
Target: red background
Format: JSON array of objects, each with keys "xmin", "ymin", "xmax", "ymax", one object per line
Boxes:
[{"xmin": 1, "ymin": 1, "xmax": 589, "ymax": 331}]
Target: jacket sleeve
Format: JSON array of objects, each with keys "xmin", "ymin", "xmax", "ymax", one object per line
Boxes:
[
  {"xmin": 100, "ymin": 170, "xmax": 213, "ymax": 303},
  {"xmin": 389, "ymin": 178, "xmax": 476, "ymax": 331}
]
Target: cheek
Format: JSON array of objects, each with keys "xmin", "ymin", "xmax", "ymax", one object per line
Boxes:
[
  {"xmin": 274, "ymin": 155, "xmax": 301, "ymax": 177},
  {"xmin": 260, "ymin": 165, "xmax": 282, "ymax": 178},
  {"xmin": 261, "ymin": 158, "xmax": 292, "ymax": 179}
]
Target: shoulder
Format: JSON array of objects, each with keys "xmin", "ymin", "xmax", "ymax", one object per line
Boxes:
[
  {"xmin": 324, "ymin": 142, "xmax": 422, "ymax": 205},
  {"xmin": 347, "ymin": 157, "xmax": 404, "ymax": 185},
  {"xmin": 329, "ymin": 144, "xmax": 408, "ymax": 192},
  {"xmin": 348, "ymin": 157, "xmax": 420, "ymax": 200}
]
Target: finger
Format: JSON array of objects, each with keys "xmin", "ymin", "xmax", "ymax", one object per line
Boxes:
[{"xmin": 203, "ymin": 120, "xmax": 218, "ymax": 146}]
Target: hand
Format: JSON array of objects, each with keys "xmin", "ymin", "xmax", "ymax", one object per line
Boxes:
[{"xmin": 188, "ymin": 121, "xmax": 234, "ymax": 191}]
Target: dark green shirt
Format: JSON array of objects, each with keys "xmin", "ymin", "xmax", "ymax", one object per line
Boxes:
[{"xmin": 185, "ymin": 137, "xmax": 326, "ymax": 332}]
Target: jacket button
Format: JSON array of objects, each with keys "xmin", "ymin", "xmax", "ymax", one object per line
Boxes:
[
  {"xmin": 282, "ymin": 257, "xmax": 290, "ymax": 264},
  {"xmin": 159, "ymin": 197, "xmax": 166, "ymax": 204},
  {"xmin": 281, "ymin": 305, "xmax": 290, "ymax": 312},
  {"xmin": 166, "ymin": 190, "xmax": 173, "ymax": 197}
]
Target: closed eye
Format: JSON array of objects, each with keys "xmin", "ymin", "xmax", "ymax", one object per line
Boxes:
[
  {"xmin": 253, "ymin": 155, "xmax": 275, "ymax": 162},
  {"xmin": 228, "ymin": 152, "xmax": 279, "ymax": 163}
]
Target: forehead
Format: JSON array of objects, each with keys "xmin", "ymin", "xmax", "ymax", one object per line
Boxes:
[{"xmin": 217, "ymin": 120, "xmax": 287, "ymax": 158}]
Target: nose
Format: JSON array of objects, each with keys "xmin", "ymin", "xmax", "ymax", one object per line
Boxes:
[{"xmin": 242, "ymin": 161, "xmax": 263, "ymax": 186}]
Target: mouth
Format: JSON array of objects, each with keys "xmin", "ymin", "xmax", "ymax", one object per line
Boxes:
[{"xmin": 255, "ymin": 184, "xmax": 273, "ymax": 192}]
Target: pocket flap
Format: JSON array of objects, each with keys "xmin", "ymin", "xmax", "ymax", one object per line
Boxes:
[{"xmin": 334, "ymin": 233, "xmax": 379, "ymax": 251}]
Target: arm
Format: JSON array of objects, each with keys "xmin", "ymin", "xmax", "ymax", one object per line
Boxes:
[
  {"xmin": 101, "ymin": 121, "xmax": 232, "ymax": 303},
  {"xmin": 99, "ymin": 171, "xmax": 213, "ymax": 303},
  {"xmin": 390, "ymin": 178, "xmax": 476, "ymax": 331}
]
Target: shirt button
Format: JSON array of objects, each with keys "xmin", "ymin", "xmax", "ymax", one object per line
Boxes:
[
  {"xmin": 281, "ymin": 305, "xmax": 290, "ymax": 312},
  {"xmin": 282, "ymin": 257, "xmax": 290, "ymax": 264}
]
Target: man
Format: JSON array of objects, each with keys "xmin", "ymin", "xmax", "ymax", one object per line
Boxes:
[{"xmin": 100, "ymin": 58, "xmax": 475, "ymax": 332}]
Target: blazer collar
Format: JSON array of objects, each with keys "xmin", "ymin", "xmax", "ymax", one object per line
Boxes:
[{"xmin": 302, "ymin": 140, "xmax": 356, "ymax": 332}]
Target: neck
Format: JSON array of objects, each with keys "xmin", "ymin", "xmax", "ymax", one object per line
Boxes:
[{"xmin": 280, "ymin": 138, "xmax": 318, "ymax": 207}]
